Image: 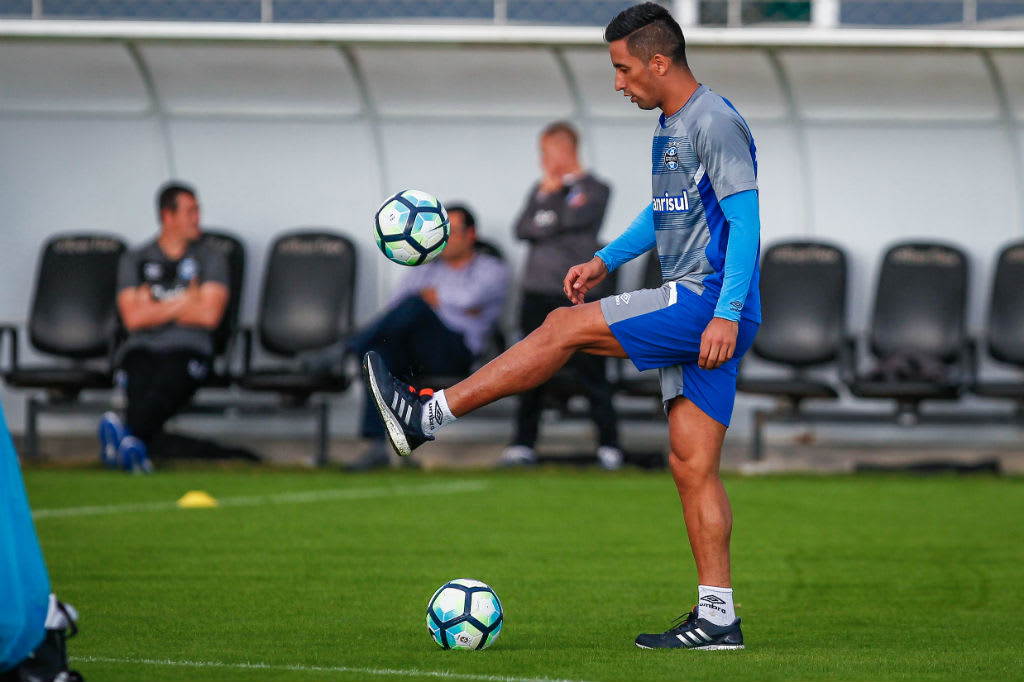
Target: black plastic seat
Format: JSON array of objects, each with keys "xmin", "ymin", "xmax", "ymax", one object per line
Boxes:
[
  {"xmin": 239, "ymin": 230, "xmax": 356, "ymax": 402},
  {"xmin": 197, "ymin": 229, "xmax": 246, "ymax": 389},
  {"xmin": 1, "ymin": 233, "xmax": 126, "ymax": 399},
  {"xmin": 0, "ymin": 233, "xmax": 126, "ymax": 456},
  {"xmin": 847, "ymin": 242, "xmax": 970, "ymax": 408},
  {"xmin": 972, "ymin": 240, "xmax": 1024, "ymax": 402},
  {"xmin": 738, "ymin": 241, "xmax": 849, "ymax": 406}
]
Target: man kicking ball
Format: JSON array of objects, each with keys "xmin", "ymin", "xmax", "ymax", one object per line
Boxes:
[{"xmin": 364, "ymin": 2, "xmax": 761, "ymax": 650}]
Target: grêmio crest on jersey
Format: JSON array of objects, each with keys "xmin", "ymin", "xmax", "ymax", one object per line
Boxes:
[{"xmin": 664, "ymin": 141, "xmax": 679, "ymax": 171}]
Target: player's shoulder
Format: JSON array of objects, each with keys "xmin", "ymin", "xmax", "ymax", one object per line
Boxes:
[
  {"xmin": 686, "ymin": 88, "xmax": 751, "ymax": 145},
  {"xmin": 128, "ymin": 237, "xmax": 159, "ymax": 260}
]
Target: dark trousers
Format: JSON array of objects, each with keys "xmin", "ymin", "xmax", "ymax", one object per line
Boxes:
[
  {"xmin": 512, "ymin": 292, "xmax": 619, "ymax": 449},
  {"xmin": 348, "ymin": 295, "xmax": 473, "ymax": 440},
  {"xmin": 122, "ymin": 348, "xmax": 208, "ymax": 444}
]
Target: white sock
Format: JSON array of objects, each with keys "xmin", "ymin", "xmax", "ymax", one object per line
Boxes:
[
  {"xmin": 421, "ymin": 389, "xmax": 456, "ymax": 436},
  {"xmin": 697, "ymin": 585, "xmax": 736, "ymax": 626}
]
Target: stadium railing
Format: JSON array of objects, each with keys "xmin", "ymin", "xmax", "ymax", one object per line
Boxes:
[{"xmin": 0, "ymin": 0, "xmax": 1019, "ymax": 29}]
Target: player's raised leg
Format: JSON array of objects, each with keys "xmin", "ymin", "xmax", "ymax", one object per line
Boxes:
[
  {"xmin": 362, "ymin": 300, "xmax": 625, "ymax": 457},
  {"xmin": 634, "ymin": 396, "xmax": 743, "ymax": 650}
]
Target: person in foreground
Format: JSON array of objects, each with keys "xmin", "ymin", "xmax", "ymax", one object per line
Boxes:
[
  {"xmin": 364, "ymin": 2, "xmax": 760, "ymax": 650},
  {"xmin": 1, "ymin": 402, "xmax": 82, "ymax": 682}
]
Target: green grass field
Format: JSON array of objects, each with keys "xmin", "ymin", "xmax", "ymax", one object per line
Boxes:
[{"xmin": 22, "ymin": 466, "xmax": 1024, "ymax": 682}]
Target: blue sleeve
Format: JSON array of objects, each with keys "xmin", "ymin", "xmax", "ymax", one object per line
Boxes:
[
  {"xmin": 714, "ymin": 189, "xmax": 760, "ymax": 322},
  {"xmin": 594, "ymin": 203, "xmax": 656, "ymax": 273}
]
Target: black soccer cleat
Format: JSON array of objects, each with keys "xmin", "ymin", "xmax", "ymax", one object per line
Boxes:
[
  {"xmin": 362, "ymin": 351, "xmax": 433, "ymax": 457},
  {"xmin": 635, "ymin": 606, "xmax": 744, "ymax": 650}
]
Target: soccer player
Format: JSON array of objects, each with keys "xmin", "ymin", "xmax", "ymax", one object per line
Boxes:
[{"xmin": 365, "ymin": 2, "xmax": 760, "ymax": 650}]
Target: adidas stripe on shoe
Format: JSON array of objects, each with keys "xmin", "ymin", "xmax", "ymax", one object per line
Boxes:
[
  {"xmin": 362, "ymin": 351, "xmax": 432, "ymax": 457},
  {"xmin": 635, "ymin": 606, "xmax": 744, "ymax": 650}
]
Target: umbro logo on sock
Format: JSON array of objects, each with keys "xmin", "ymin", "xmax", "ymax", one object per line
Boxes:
[
  {"xmin": 430, "ymin": 402, "xmax": 443, "ymax": 429},
  {"xmin": 700, "ymin": 595, "xmax": 726, "ymax": 605}
]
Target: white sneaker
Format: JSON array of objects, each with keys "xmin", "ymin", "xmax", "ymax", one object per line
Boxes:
[
  {"xmin": 498, "ymin": 445, "xmax": 536, "ymax": 468},
  {"xmin": 596, "ymin": 446, "xmax": 624, "ymax": 470}
]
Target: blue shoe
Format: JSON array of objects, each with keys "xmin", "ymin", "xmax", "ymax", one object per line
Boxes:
[
  {"xmin": 362, "ymin": 351, "xmax": 433, "ymax": 457},
  {"xmin": 635, "ymin": 607, "xmax": 744, "ymax": 650},
  {"xmin": 98, "ymin": 412, "xmax": 126, "ymax": 468},
  {"xmin": 117, "ymin": 436, "xmax": 153, "ymax": 474}
]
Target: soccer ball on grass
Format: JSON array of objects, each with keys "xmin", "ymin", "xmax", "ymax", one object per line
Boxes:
[{"xmin": 426, "ymin": 579, "xmax": 503, "ymax": 650}]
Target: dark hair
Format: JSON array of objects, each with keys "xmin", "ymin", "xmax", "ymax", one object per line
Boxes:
[
  {"xmin": 156, "ymin": 181, "xmax": 197, "ymax": 220},
  {"xmin": 541, "ymin": 120, "xmax": 579, "ymax": 149},
  {"xmin": 446, "ymin": 203, "xmax": 476, "ymax": 231},
  {"xmin": 604, "ymin": 2, "xmax": 687, "ymax": 68}
]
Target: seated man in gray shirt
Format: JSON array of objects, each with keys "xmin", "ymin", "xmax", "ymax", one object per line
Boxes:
[
  {"xmin": 98, "ymin": 182, "xmax": 229, "ymax": 471},
  {"xmin": 347, "ymin": 204, "xmax": 509, "ymax": 471}
]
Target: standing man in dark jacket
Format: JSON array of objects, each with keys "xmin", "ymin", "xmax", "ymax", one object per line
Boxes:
[{"xmin": 499, "ymin": 121, "xmax": 623, "ymax": 470}]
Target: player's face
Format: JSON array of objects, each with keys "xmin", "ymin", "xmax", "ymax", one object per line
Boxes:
[
  {"xmin": 609, "ymin": 39, "xmax": 660, "ymax": 111},
  {"xmin": 162, "ymin": 193, "xmax": 201, "ymax": 242}
]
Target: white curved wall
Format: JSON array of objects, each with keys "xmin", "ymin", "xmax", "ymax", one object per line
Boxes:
[{"xmin": 1, "ymin": 35, "xmax": 1022, "ymax": 439}]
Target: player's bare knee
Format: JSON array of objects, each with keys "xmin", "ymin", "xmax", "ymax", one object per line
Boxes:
[
  {"xmin": 536, "ymin": 307, "xmax": 580, "ymax": 351},
  {"xmin": 669, "ymin": 449, "xmax": 718, "ymax": 486}
]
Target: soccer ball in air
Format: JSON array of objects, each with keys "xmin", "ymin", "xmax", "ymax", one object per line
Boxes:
[
  {"xmin": 426, "ymin": 579, "xmax": 503, "ymax": 650},
  {"xmin": 374, "ymin": 189, "xmax": 449, "ymax": 266}
]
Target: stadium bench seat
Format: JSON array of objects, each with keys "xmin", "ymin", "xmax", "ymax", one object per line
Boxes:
[
  {"xmin": 971, "ymin": 240, "xmax": 1024, "ymax": 406},
  {"xmin": 196, "ymin": 229, "xmax": 247, "ymax": 389},
  {"xmin": 846, "ymin": 241, "xmax": 972, "ymax": 410},
  {"xmin": 737, "ymin": 240, "xmax": 851, "ymax": 458},
  {"xmin": 235, "ymin": 230, "xmax": 356, "ymax": 464},
  {"xmin": 0, "ymin": 233, "xmax": 126, "ymax": 456}
]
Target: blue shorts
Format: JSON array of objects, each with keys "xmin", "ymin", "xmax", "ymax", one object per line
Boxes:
[{"xmin": 600, "ymin": 283, "xmax": 758, "ymax": 427}]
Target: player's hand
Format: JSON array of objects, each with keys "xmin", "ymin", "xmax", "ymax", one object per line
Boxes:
[
  {"xmin": 539, "ymin": 172, "xmax": 562, "ymax": 195},
  {"xmin": 563, "ymin": 257, "xmax": 608, "ymax": 305},
  {"xmin": 420, "ymin": 288, "xmax": 439, "ymax": 308},
  {"xmin": 699, "ymin": 317, "xmax": 739, "ymax": 370}
]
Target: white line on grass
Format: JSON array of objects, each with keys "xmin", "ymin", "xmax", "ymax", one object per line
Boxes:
[
  {"xmin": 79, "ymin": 655, "xmax": 595, "ymax": 682},
  {"xmin": 32, "ymin": 480, "xmax": 490, "ymax": 520}
]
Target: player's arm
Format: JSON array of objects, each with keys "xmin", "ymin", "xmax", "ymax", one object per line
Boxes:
[
  {"xmin": 176, "ymin": 247, "xmax": 230, "ymax": 329},
  {"xmin": 564, "ymin": 203, "xmax": 655, "ymax": 304},
  {"xmin": 115, "ymin": 250, "xmax": 187, "ymax": 332},
  {"xmin": 175, "ymin": 280, "xmax": 229, "ymax": 329},
  {"xmin": 117, "ymin": 285, "xmax": 188, "ymax": 332},
  {"xmin": 699, "ymin": 190, "xmax": 760, "ymax": 370},
  {"xmin": 692, "ymin": 110, "xmax": 760, "ymax": 370}
]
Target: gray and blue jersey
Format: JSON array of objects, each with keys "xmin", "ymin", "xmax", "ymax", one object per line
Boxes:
[{"xmin": 653, "ymin": 84, "xmax": 760, "ymax": 323}]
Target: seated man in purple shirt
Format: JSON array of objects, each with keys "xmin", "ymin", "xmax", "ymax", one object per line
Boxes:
[{"xmin": 347, "ymin": 204, "xmax": 510, "ymax": 470}]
